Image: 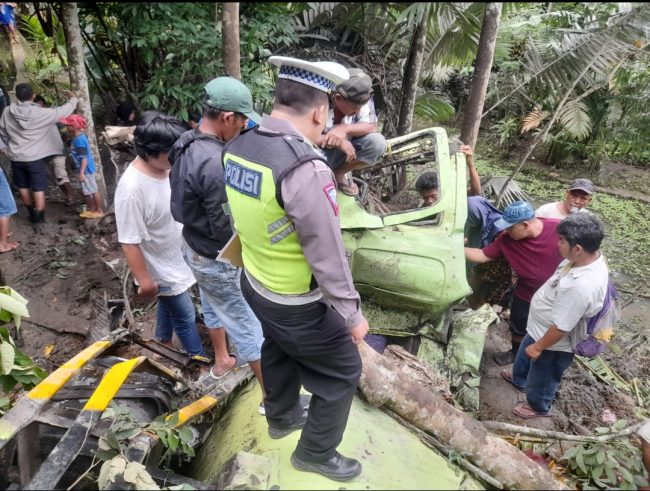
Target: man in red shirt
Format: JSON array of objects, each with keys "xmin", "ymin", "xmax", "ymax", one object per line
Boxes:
[{"xmin": 465, "ymin": 201, "xmax": 562, "ymax": 365}]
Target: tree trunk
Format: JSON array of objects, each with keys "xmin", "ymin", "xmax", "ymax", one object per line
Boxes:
[
  {"xmin": 395, "ymin": 4, "xmax": 430, "ymax": 136},
  {"xmin": 61, "ymin": 2, "xmax": 108, "ymax": 205},
  {"xmin": 222, "ymin": 2, "xmax": 241, "ymax": 80},
  {"xmin": 357, "ymin": 342, "xmax": 566, "ymax": 490},
  {"xmin": 459, "ymin": 3, "xmax": 503, "ymax": 149}
]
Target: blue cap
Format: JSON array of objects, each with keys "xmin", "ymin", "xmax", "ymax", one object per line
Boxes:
[{"xmin": 493, "ymin": 201, "xmax": 535, "ymax": 231}]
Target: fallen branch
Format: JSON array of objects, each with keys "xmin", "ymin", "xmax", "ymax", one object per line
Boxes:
[
  {"xmin": 22, "ymin": 319, "xmax": 86, "ymax": 336},
  {"xmin": 357, "ymin": 341, "xmax": 566, "ymax": 489},
  {"xmin": 122, "ymin": 268, "xmax": 135, "ymax": 328},
  {"xmin": 12, "ymin": 257, "xmax": 57, "ymax": 285},
  {"xmin": 384, "ymin": 408, "xmax": 504, "ymax": 489},
  {"xmin": 483, "ymin": 421, "xmax": 643, "ymax": 443}
]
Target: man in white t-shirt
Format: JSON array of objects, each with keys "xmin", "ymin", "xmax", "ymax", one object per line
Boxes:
[
  {"xmin": 317, "ymin": 68, "xmax": 387, "ymax": 195},
  {"xmin": 500, "ymin": 213, "xmax": 608, "ymax": 419},
  {"xmin": 114, "ymin": 111, "xmax": 207, "ymax": 362},
  {"xmin": 536, "ymin": 178, "xmax": 594, "ymax": 219}
]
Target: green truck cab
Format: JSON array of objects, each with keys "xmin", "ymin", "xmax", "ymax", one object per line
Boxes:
[{"xmin": 339, "ymin": 127, "xmax": 471, "ymax": 322}]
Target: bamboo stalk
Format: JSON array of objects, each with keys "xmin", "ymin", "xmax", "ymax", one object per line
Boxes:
[{"xmin": 484, "ymin": 421, "xmax": 642, "ymax": 443}]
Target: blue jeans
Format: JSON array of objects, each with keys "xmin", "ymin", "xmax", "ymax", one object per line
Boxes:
[
  {"xmin": 182, "ymin": 242, "xmax": 263, "ymax": 363},
  {"xmin": 512, "ymin": 334, "xmax": 575, "ymax": 413},
  {"xmin": 156, "ymin": 289, "xmax": 206, "ymax": 357}
]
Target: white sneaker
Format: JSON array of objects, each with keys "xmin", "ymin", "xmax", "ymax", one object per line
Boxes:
[{"xmin": 258, "ymin": 402, "xmax": 266, "ymax": 416}]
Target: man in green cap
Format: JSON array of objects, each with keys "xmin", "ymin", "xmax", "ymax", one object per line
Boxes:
[
  {"xmin": 169, "ymin": 77, "xmax": 267, "ymax": 409},
  {"xmin": 317, "ymin": 68, "xmax": 387, "ymax": 195}
]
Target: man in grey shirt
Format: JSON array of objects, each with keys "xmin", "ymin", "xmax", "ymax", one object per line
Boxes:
[{"xmin": 0, "ymin": 83, "xmax": 77, "ymax": 222}]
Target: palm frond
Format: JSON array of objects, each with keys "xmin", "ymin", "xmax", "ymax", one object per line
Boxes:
[
  {"xmin": 557, "ymin": 100, "xmax": 592, "ymax": 140},
  {"xmin": 414, "ymin": 92, "xmax": 455, "ymax": 123},
  {"xmin": 520, "ymin": 107, "xmax": 549, "ymax": 133},
  {"xmin": 483, "ymin": 3, "xmax": 650, "ymax": 117},
  {"xmin": 421, "ymin": 3, "xmax": 482, "ymax": 69},
  {"xmin": 420, "ymin": 63, "xmax": 456, "ymax": 85},
  {"xmin": 292, "ymin": 2, "xmax": 339, "ymax": 32}
]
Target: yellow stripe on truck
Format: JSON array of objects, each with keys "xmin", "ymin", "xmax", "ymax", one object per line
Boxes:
[
  {"xmin": 83, "ymin": 356, "xmax": 146, "ymax": 411},
  {"xmin": 27, "ymin": 340, "xmax": 113, "ymax": 401},
  {"xmin": 169, "ymin": 395, "xmax": 219, "ymax": 427}
]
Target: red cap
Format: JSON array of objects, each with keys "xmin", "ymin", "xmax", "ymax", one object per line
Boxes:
[{"xmin": 59, "ymin": 114, "xmax": 87, "ymax": 129}]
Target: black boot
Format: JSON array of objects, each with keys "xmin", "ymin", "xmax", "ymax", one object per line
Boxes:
[
  {"xmin": 291, "ymin": 451, "xmax": 362, "ymax": 482},
  {"xmin": 30, "ymin": 209, "xmax": 45, "ymax": 224},
  {"xmin": 25, "ymin": 204, "xmax": 35, "ymax": 222}
]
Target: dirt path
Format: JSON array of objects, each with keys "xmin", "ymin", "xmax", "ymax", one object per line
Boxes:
[
  {"xmin": 0, "ymin": 188, "xmax": 123, "ymax": 367},
  {"xmin": 10, "ymin": 34, "xmax": 29, "ymax": 93}
]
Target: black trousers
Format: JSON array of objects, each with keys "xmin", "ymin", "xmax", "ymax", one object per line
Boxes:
[
  {"xmin": 509, "ymin": 294, "xmax": 531, "ymax": 337},
  {"xmin": 241, "ymin": 273, "xmax": 362, "ymax": 463}
]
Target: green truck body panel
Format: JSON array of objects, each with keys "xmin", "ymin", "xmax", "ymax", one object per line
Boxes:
[
  {"xmin": 189, "ymin": 382, "xmax": 483, "ymax": 490},
  {"xmin": 340, "ymin": 127, "xmax": 471, "ymax": 318}
]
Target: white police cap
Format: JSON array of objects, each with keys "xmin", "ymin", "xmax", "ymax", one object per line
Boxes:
[{"xmin": 269, "ymin": 56, "xmax": 349, "ymax": 94}]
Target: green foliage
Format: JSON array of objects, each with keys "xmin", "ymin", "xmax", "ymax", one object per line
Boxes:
[
  {"xmin": 75, "ymin": 3, "xmax": 301, "ymax": 121},
  {"xmin": 487, "ymin": 3, "xmax": 650, "ymax": 167},
  {"xmin": 0, "ymin": 288, "xmax": 46, "ymax": 404},
  {"xmin": 414, "ymin": 92, "xmax": 455, "ymax": 124},
  {"xmin": 18, "ymin": 12, "xmax": 70, "ymax": 105},
  {"xmin": 562, "ymin": 421, "xmax": 648, "ymax": 490},
  {"xmin": 493, "ymin": 117, "xmax": 519, "ymax": 144},
  {"xmin": 96, "ymin": 404, "xmax": 196, "ymax": 465}
]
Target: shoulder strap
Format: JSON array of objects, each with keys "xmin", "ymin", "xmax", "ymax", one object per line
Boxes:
[
  {"xmin": 177, "ymin": 132, "xmax": 222, "ymax": 158},
  {"xmin": 275, "ymin": 153, "xmax": 328, "ymax": 209},
  {"xmin": 220, "ymin": 126, "xmax": 255, "ymax": 169}
]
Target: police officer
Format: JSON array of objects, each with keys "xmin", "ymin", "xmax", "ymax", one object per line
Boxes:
[{"xmin": 222, "ymin": 56, "xmax": 369, "ymax": 482}]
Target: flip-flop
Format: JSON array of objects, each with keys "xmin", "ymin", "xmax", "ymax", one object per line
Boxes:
[
  {"xmin": 81, "ymin": 211, "xmax": 105, "ymax": 219},
  {"xmin": 197, "ymin": 354, "xmax": 238, "ymax": 383},
  {"xmin": 337, "ymin": 179, "xmax": 359, "ymax": 196},
  {"xmin": 500, "ymin": 369, "xmax": 525, "ymax": 393},
  {"xmin": 512, "ymin": 402, "xmax": 551, "ymax": 419}
]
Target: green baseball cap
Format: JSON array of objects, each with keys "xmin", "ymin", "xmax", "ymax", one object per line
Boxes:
[{"xmin": 203, "ymin": 77, "xmax": 261, "ymax": 124}]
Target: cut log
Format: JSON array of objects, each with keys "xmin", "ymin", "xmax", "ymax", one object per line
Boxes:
[
  {"xmin": 102, "ymin": 125, "xmax": 135, "ymax": 146},
  {"xmin": 357, "ymin": 341, "xmax": 567, "ymax": 490},
  {"xmin": 383, "ymin": 345, "xmax": 452, "ymax": 402}
]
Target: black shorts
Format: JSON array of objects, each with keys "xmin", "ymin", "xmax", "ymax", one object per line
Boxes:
[
  {"xmin": 11, "ymin": 159, "xmax": 49, "ymax": 192},
  {"xmin": 509, "ymin": 294, "xmax": 531, "ymax": 337}
]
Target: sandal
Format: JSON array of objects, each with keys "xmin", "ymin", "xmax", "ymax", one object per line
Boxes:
[
  {"xmin": 337, "ymin": 178, "xmax": 359, "ymax": 196},
  {"xmin": 512, "ymin": 402, "xmax": 551, "ymax": 419},
  {"xmin": 500, "ymin": 370, "xmax": 525, "ymax": 393},
  {"xmin": 80, "ymin": 211, "xmax": 105, "ymax": 219},
  {"xmin": 197, "ymin": 354, "xmax": 238, "ymax": 383}
]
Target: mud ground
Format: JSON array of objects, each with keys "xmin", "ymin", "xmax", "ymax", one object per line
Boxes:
[{"xmin": 478, "ymin": 312, "xmax": 646, "ymax": 432}]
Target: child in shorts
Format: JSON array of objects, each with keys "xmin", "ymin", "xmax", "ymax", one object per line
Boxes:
[{"xmin": 59, "ymin": 114, "xmax": 104, "ymax": 218}]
